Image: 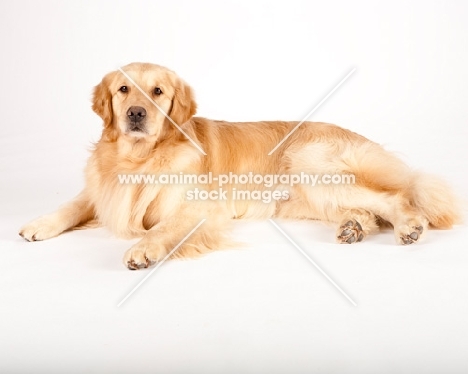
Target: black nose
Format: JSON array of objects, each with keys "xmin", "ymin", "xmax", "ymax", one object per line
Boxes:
[{"xmin": 127, "ymin": 106, "xmax": 146, "ymax": 122}]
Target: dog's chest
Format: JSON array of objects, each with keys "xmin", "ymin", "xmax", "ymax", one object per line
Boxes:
[{"xmin": 87, "ymin": 157, "xmax": 163, "ymax": 237}]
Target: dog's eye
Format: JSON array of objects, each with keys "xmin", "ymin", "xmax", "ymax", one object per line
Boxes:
[
  {"xmin": 153, "ymin": 87, "xmax": 163, "ymax": 96},
  {"xmin": 119, "ymin": 86, "xmax": 128, "ymax": 93}
]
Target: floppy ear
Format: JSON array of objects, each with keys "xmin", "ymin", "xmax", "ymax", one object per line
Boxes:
[
  {"xmin": 92, "ymin": 75, "xmax": 113, "ymax": 126},
  {"xmin": 169, "ymin": 78, "xmax": 197, "ymax": 125},
  {"xmin": 92, "ymin": 72, "xmax": 118, "ymax": 141}
]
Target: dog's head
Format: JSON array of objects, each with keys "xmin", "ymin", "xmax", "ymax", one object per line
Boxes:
[{"xmin": 92, "ymin": 62, "xmax": 197, "ymax": 141}]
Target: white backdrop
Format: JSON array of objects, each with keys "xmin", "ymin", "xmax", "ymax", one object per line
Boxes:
[{"xmin": 1, "ymin": 1, "xmax": 468, "ymax": 373}]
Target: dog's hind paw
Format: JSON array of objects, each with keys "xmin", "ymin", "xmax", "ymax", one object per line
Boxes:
[
  {"xmin": 337, "ymin": 219, "xmax": 364, "ymax": 244},
  {"xmin": 398, "ymin": 225, "xmax": 424, "ymax": 245}
]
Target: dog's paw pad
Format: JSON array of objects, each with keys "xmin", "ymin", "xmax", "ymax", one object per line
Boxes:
[
  {"xmin": 400, "ymin": 225, "xmax": 424, "ymax": 245},
  {"xmin": 337, "ymin": 219, "xmax": 364, "ymax": 244}
]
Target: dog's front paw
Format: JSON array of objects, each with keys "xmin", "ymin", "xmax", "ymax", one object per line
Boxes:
[
  {"xmin": 19, "ymin": 216, "xmax": 63, "ymax": 242},
  {"xmin": 123, "ymin": 241, "xmax": 166, "ymax": 270}
]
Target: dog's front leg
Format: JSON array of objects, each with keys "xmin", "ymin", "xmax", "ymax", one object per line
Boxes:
[
  {"xmin": 19, "ymin": 191, "xmax": 95, "ymax": 241},
  {"xmin": 123, "ymin": 213, "xmax": 208, "ymax": 270}
]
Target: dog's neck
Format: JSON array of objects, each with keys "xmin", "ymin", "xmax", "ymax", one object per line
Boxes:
[
  {"xmin": 116, "ymin": 136, "xmax": 159, "ymax": 160},
  {"xmin": 103, "ymin": 120, "xmax": 196, "ymax": 162}
]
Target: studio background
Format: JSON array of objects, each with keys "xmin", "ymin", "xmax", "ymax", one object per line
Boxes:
[{"xmin": 1, "ymin": 1, "xmax": 467, "ymax": 373}]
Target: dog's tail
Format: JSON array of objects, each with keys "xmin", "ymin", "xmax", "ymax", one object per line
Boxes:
[
  {"xmin": 347, "ymin": 142, "xmax": 462, "ymax": 229},
  {"xmin": 410, "ymin": 173, "xmax": 462, "ymax": 229}
]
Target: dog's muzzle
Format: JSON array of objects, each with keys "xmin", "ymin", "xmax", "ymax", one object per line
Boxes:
[{"xmin": 127, "ymin": 106, "xmax": 147, "ymax": 132}]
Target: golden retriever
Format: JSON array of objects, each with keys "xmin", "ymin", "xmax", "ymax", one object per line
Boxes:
[{"xmin": 19, "ymin": 62, "xmax": 461, "ymax": 269}]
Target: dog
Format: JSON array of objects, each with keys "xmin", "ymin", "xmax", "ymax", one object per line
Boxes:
[{"xmin": 19, "ymin": 62, "xmax": 461, "ymax": 269}]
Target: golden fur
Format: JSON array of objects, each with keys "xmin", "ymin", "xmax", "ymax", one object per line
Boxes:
[{"xmin": 19, "ymin": 62, "xmax": 461, "ymax": 269}]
